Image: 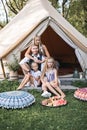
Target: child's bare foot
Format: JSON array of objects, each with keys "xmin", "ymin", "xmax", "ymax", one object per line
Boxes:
[
  {"xmin": 61, "ymin": 94, "xmax": 66, "ymax": 99},
  {"xmin": 56, "ymin": 94, "xmax": 61, "ymax": 99}
]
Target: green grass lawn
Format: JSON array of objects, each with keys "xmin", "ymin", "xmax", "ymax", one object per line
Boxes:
[{"xmin": 0, "ymin": 80, "xmax": 87, "ymax": 130}]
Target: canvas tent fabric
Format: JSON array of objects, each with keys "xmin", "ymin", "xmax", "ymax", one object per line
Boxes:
[{"xmin": 0, "ymin": 0, "xmax": 87, "ymax": 77}]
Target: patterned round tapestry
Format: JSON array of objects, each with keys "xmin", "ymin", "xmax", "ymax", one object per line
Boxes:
[
  {"xmin": 74, "ymin": 88, "xmax": 87, "ymax": 101},
  {"xmin": 0, "ymin": 91, "xmax": 35, "ymax": 109}
]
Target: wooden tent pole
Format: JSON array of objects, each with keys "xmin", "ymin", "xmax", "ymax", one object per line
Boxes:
[{"xmin": 0, "ymin": 59, "xmax": 6, "ymax": 78}]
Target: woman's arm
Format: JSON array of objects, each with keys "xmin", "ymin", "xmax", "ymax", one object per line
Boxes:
[
  {"xmin": 25, "ymin": 46, "xmax": 35, "ymax": 60},
  {"xmin": 54, "ymin": 69, "xmax": 58, "ymax": 83},
  {"xmin": 43, "ymin": 45, "xmax": 50, "ymax": 57}
]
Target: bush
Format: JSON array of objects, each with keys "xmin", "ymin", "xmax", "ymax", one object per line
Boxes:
[{"xmin": 5, "ymin": 54, "xmax": 20, "ymax": 72}]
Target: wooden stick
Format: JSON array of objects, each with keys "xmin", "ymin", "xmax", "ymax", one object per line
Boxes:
[{"xmin": 0, "ymin": 59, "xmax": 6, "ymax": 78}]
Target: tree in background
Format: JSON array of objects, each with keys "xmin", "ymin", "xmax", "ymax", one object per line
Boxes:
[
  {"xmin": 49, "ymin": 0, "xmax": 59, "ymax": 8},
  {"xmin": 80, "ymin": 0, "xmax": 87, "ymax": 37},
  {"xmin": 6, "ymin": 0, "xmax": 28, "ymax": 15},
  {"xmin": 0, "ymin": 0, "xmax": 87, "ymax": 37},
  {"xmin": 0, "ymin": 0, "xmax": 9, "ymax": 28},
  {"xmin": 0, "ymin": 0, "xmax": 28, "ymax": 27},
  {"xmin": 66, "ymin": 0, "xmax": 87, "ymax": 37},
  {"xmin": 51, "ymin": 0, "xmax": 87, "ymax": 37}
]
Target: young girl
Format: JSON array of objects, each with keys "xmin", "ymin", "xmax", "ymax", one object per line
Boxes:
[
  {"xmin": 17, "ymin": 62, "xmax": 41, "ymax": 90},
  {"xmin": 19, "ymin": 36, "xmax": 50, "ymax": 75},
  {"xmin": 41, "ymin": 57, "xmax": 65, "ymax": 98}
]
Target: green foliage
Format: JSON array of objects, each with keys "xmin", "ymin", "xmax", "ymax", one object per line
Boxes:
[
  {"xmin": 1, "ymin": 0, "xmax": 87, "ymax": 37},
  {"xmin": 6, "ymin": 0, "xmax": 28, "ymax": 14},
  {"xmin": 0, "ymin": 80, "xmax": 87, "ymax": 130},
  {"xmin": 67, "ymin": 0, "xmax": 87, "ymax": 37},
  {"xmin": 0, "ymin": 80, "xmax": 19, "ymax": 92},
  {"xmin": 5, "ymin": 54, "xmax": 20, "ymax": 72},
  {"xmin": 49, "ymin": 0, "xmax": 59, "ymax": 8},
  {"xmin": 72, "ymin": 80, "xmax": 87, "ymax": 88}
]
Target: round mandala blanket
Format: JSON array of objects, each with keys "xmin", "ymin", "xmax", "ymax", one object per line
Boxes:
[
  {"xmin": 74, "ymin": 88, "xmax": 87, "ymax": 101},
  {"xmin": 0, "ymin": 91, "xmax": 35, "ymax": 109}
]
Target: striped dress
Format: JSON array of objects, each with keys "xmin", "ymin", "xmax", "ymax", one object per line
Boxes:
[{"xmin": 45, "ymin": 69, "xmax": 55, "ymax": 82}]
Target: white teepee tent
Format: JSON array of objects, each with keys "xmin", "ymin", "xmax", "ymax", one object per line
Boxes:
[{"xmin": 0, "ymin": 0, "xmax": 87, "ymax": 77}]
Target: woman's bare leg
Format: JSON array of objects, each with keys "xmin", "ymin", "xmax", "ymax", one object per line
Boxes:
[
  {"xmin": 20, "ymin": 63, "xmax": 30, "ymax": 75},
  {"xmin": 50, "ymin": 82, "xmax": 65, "ymax": 98},
  {"xmin": 46, "ymin": 82, "xmax": 61, "ymax": 98},
  {"xmin": 17, "ymin": 74, "xmax": 30, "ymax": 90},
  {"xmin": 55, "ymin": 87, "xmax": 65, "ymax": 98},
  {"xmin": 42, "ymin": 83, "xmax": 47, "ymax": 92}
]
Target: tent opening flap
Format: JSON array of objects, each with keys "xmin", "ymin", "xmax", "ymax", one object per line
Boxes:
[
  {"xmin": 41, "ymin": 26, "xmax": 82, "ymax": 75},
  {"xmin": 20, "ymin": 26, "xmax": 82, "ymax": 76}
]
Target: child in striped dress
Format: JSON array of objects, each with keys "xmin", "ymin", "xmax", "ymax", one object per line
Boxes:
[{"xmin": 41, "ymin": 57, "xmax": 65, "ymax": 98}]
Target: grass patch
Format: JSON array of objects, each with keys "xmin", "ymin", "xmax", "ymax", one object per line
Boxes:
[
  {"xmin": 0, "ymin": 80, "xmax": 87, "ymax": 130},
  {"xmin": 72, "ymin": 80, "xmax": 87, "ymax": 87}
]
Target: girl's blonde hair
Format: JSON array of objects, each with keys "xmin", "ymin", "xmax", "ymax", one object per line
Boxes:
[
  {"xmin": 34, "ymin": 36, "xmax": 41, "ymax": 45},
  {"xmin": 46, "ymin": 57, "xmax": 55, "ymax": 69},
  {"xmin": 41, "ymin": 57, "xmax": 55, "ymax": 79},
  {"xmin": 47, "ymin": 57, "xmax": 55, "ymax": 63}
]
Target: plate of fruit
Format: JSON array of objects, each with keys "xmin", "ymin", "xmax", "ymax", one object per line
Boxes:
[{"xmin": 41, "ymin": 96, "xmax": 67, "ymax": 107}]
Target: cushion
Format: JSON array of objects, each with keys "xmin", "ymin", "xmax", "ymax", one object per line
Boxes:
[
  {"xmin": 0, "ymin": 91, "xmax": 35, "ymax": 109},
  {"xmin": 74, "ymin": 88, "xmax": 87, "ymax": 101}
]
